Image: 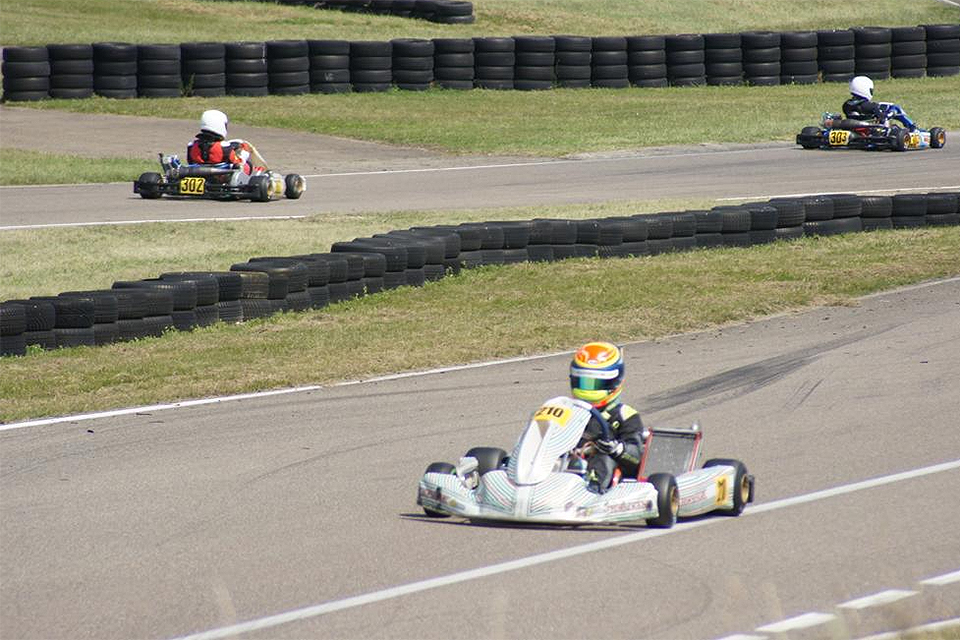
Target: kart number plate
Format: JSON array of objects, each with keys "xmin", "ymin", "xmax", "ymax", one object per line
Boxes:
[
  {"xmin": 828, "ymin": 130, "xmax": 849, "ymax": 146},
  {"xmin": 534, "ymin": 405, "xmax": 572, "ymax": 427},
  {"xmin": 179, "ymin": 177, "xmax": 205, "ymax": 195},
  {"xmin": 909, "ymin": 132, "xmax": 920, "ymax": 148}
]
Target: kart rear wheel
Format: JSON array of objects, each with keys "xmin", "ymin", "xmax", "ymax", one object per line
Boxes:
[
  {"xmin": 645, "ymin": 473, "xmax": 679, "ymax": 528},
  {"xmin": 890, "ymin": 127, "xmax": 908, "ymax": 152},
  {"xmin": 249, "ymin": 175, "xmax": 271, "ymax": 202},
  {"xmin": 798, "ymin": 126, "xmax": 822, "ymax": 149},
  {"xmin": 422, "ymin": 462, "xmax": 456, "ymax": 518},
  {"xmin": 284, "ymin": 173, "xmax": 305, "ymax": 199},
  {"xmin": 704, "ymin": 458, "xmax": 752, "ymax": 516},
  {"xmin": 136, "ymin": 172, "xmax": 162, "ymax": 199},
  {"xmin": 930, "ymin": 127, "xmax": 946, "ymax": 149},
  {"xmin": 464, "ymin": 447, "xmax": 508, "ymax": 475}
]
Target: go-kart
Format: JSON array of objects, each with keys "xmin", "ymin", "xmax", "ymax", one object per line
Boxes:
[
  {"xmin": 417, "ymin": 396, "xmax": 754, "ymax": 527},
  {"xmin": 797, "ymin": 102, "xmax": 945, "ymax": 152},
  {"xmin": 133, "ymin": 142, "xmax": 305, "ymax": 202}
]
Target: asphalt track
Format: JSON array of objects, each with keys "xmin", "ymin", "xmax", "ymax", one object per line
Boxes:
[
  {"xmin": 2, "ymin": 279, "xmax": 959, "ymax": 640},
  {"xmin": 0, "ymin": 106, "xmax": 958, "ymax": 228}
]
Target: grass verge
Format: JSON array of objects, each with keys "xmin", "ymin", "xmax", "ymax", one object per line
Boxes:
[
  {"xmin": 1, "ymin": 0, "xmax": 957, "ymax": 45},
  {"xmin": 10, "ymin": 76, "xmax": 960, "ymax": 162},
  {"xmin": 1, "ymin": 225, "xmax": 958, "ymax": 422},
  {"xmin": 0, "ymin": 148, "xmax": 157, "ymax": 186}
]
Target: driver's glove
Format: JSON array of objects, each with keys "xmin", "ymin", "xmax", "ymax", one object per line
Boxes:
[{"xmin": 594, "ymin": 437, "xmax": 624, "ymax": 458}]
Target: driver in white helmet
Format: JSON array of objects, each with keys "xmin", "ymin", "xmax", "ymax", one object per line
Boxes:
[
  {"xmin": 842, "ymin": 76, "xmax": 883, "ymax": 121},
  {"xmin": 187, "ymin": 109, "xmax": 264, "ymax": 175}
]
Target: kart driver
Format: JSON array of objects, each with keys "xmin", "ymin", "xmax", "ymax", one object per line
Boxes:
[
  {"xmin": 570, "ymin": 341, "xmax": 648, "ymax": 493},
  {"xmin": 187, "ymin": 109, "xmax": 265, "ymax": 174},
  {"xmin": 842, "ymin": 76, "xmax": 883, "ymax": 121}
]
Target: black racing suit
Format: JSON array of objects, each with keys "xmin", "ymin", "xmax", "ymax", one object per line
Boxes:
[
  {"xmin": 579, "ymin": 401, "xmax": 646, "ymax": 492},
  {"xmin": 842, "ymin": 96, "xmax": 883, "ymax": 121}
]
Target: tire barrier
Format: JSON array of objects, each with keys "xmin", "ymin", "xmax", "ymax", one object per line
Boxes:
[
  {"xmin": 2, "ymin": 191, "xmax": 957, "ymax": 358},
  {"xmin": 4, "ymin": 25, "xmax": 958, "ymax": 101}
]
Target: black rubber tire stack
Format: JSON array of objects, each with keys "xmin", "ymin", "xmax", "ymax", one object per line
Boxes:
[
  {"xmin": 368, "ymin": 0, "xmax": 392, "ymax": 15},
  {"xmin": 412, "ymin": 0, "xmax": 437, "ymax": 21},
  {"xmin": 246, "ymin": 259, "xmax": 313, "ymax": 311},
  {"xmin": 513, "ymin": 36, "xmax": 554, "ymax": 91},
  {"xmin": 703, "ymin": 33, "xmax": 743, "ymax": 86},
  {"xmin": 854, "ymin": 27, "xmax": 892, "ymax": 81},
  {"xmin": 610, "ymin": 216, "xmax": 648, "ymax": 256},
  {"xmin": 350, "ymin": 41, "xmax": 393, "ymax": 92},
  {"xmin": 2, "ymin": 46, "xmax": 50, "ymax": 102},
  {"xmin": 780, "ymin": 31, "xmax": 819, "ymax": 85},
  {"xmin": 742, "ymin": 203, "xmax": 779, "ymax": 245},
  {"xmin": 823, "ymin": 193, "xmax": 864, "ymax": 235},
  {"xmin": 7, "ymin": 299, "xmax": 56, "ymax": 351},
  {"xmin": 665, "ymin": 34, "xmax": 705, "ymax": 86},
  {"xmin": 48, "ymin": 44, "xmax": 94, "ymax": 100},
  {"xmin": 180, "ymin": 42, "xmax": 225, "ymax": 97},
  {"xmin": 922, "ymin": 24, "xmax": 960, "ymax": 77},
  {"xmin": 433, "ymin": 38, "xmax": 474, "ymax": 90},
  {"xmin": 390, "ymin": 0, "xmax": 415, "ymax": 18},
  {"xmin": 432, "ymin": 1, "xmax": 473, "ymax": 24},
  {"xmin": 641, "ymin": 214, "xmax": 676, "ymax": 254},
  {"xmin": 137, "ymin": 44, "xmax": 182, "ymax": 98},
  {"xmin": 626, "ymin": 36, "xmax": 667, "ymax": 88},
  {"xmin": 59, "ymin": 291, "xmax": 120, "ymax": 345},
  {"xmin": 924, "ymin": 192, "xmax": 960, "ymax": 227},
  {"xmin": 890, "ymin": 194, "xmax": 927, "ymax": 229},
  {"xmin": 859, "ymin": 195, "xmax": 894, "ymax": 231},
  {"xmin": 555, "ymin": 35, "xmax": 592, "ymax": 89},
  {"xmin": 817, "ymin": 29, "xmax": 856, "ymax": 82},
  {"xmin": 709, "ymin": 206, "xmax": 749, "ymax": 247},
  {"xmin": 267, "ymin": 40, "xmax": 309, "ymax": 95},
  {"xmin": 308, "ymin": 40, "xmax": 351, "ymax": 94},
  {"xmin": 34, "ymin": 295, "xmax": 98, "ymax": 348},
  {"xmin": 591, "ymin": 36, "xmax": 629, "ymax": 89},
  {"xmin": 0, "ymin": 302, "xmax": 28, "ymax": 357},
  {"xmin": 473, "ymin": 37, "xmax": 514, "ymax": 90},
  {"xmin": 391, "ymin": 38, "xmax": 434, "ymax": 91},
  {"xmin": 226, "ymin": 41, "xmax": 270, "ymax": 97},
  {"xmin": 800, "ymin": 195, "xmax": 846, "ymax": 236},
  {"xmin": 889, "ymin": 27, "xmax": 926, "ymax": 79},
  {"xmin": 93, "ymin": 42, "xmax": 138, "ymax": 98},
  {"xmin": 767, "ymin": 198, "xmax": 806, "ymax": 240},
  {"xmin": 664, "ymin": 212, "xmax": 696, "ymax": 252},
  {"xmin": 741, "ymin": 31, "xmax": 780, "ymax": 86}
]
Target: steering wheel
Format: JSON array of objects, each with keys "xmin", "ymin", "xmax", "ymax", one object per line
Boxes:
[{"xmin": 588, "ymin": 406, "xmax": 613, "ymax": 441}]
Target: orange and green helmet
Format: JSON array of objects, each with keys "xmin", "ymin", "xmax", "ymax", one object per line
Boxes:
[{"xmin": 570, "ymin": 342, "xmax": 625, "ymax": 408}]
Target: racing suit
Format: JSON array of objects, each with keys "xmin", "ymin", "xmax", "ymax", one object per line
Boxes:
[
  {"xmin": 187, "ymin": 132, "xmax": 256, "ymax": 174},
  {"xmin": 579, "ymin": 401, "xmax": 646, "ymax": 492},
  {"xmin": 842, "ymin": 96, "xmax": 883, "ymax": 121}
]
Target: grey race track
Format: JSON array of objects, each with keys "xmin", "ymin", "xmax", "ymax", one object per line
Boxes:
[
  {"xmin": 2, "ymin": 279, "xmax": 959, "ymax": 640},
  {"xmin": 0, "ymin": 107, "xmax": 958, "ymax": 228}
]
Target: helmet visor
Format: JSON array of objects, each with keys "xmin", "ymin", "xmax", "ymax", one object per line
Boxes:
[{"xmin": 570, "ymin": 367, "xmax": 622, "ymax": 392}]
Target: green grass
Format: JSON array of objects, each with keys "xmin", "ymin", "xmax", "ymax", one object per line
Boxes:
[
  {"xmin": 0, "ymin": 148, "xmax": 157, "ymax": 186},
  {"xmin": 10, "ymin": 76, "xmax": 960, "ymax": 163},
  {"xmin": 2, "ymin": 225, "xmax": 958, "ymax": 422},
  {"xmin": 1, "ymin": 0, "xmax": 957, "ymax": 44}
]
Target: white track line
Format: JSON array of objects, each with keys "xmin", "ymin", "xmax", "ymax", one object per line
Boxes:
[
  {"xmin": 920, "ymin": 569, "xmax": 960, "ymax": 586},
  {"xmin": 756, "ymin": 612, "xmax": 836, "ymax": 633},
  {"xmin": 851, "ymin": 617, "xmax": 960, "ymax": 640},
  {"xmin": 838, "ymin": 589, "xmax": 917, "ymax": 610},
  {"xmin": 717, "ymin": 185, "xmax": 960, "ymax": 201},
  {"xmin": 166, "ymin": 458, "xmax": 960, "ymax": 640},
  {"xmin": 0, "ymin": 215, "xmax": 306, "ymax": 231}
]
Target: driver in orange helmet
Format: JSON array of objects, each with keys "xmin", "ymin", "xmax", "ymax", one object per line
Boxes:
[{"xmin": 570, "ymin": 342, "xmax": 647, "ymax": 493}]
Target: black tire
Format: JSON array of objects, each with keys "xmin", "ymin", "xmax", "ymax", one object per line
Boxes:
[
  {"xmin": 930, "ymin": 127, "xmax": 946, "ymax": 149},
  {"xmin": 421, "ymin": 462, "xmax": 456, "ymax": 517},
  {"xmin": 798, "ymin": 126, "xmax": 822, "ymax": 149},
  {"xmin": 646, "ymin": 473, "xmax": 679, "ymax": 528},
  {"xmin": 890, "ymin": 127, "xmax": 908, "ymax": 152},
  {"xmin": 0, "ymin": 302, "xmax": 27, "ymax": 336},
  {"xmin": 136, "ymin": 172, "xmax": 162, "ymax": 199},
  {"xmin": 703, "ymin": 458, "xmax": 752, "ymax": 515},
  {"xmin": 284, "ymin": 173, "xmax": 305, "ymax": 199},
  {"xmin": 249, "ymin": 175, "xmax": 271, "ymax": 202},
  {"xmin": 464, "ymin": 447, "xmax": 508, "ymax": 475},
  {"xmin": 1, "ymin": 333, "xmax": 27, "ymax": 357}
]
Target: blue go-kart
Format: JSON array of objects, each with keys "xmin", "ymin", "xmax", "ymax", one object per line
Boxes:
[{"xmin": 797, "ymin": 103, "xmax": 946, "ymax": 152}]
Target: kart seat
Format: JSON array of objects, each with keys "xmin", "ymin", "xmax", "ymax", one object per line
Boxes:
[
  {"xmin": 838, "ymin": 119, "xmax": 875, "ymax": 130},
  {"xmin": 176, "ymin": 164, "xmax": 236, "ymax": 178}
]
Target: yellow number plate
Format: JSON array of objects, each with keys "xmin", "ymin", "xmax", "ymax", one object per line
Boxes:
[
  {"xmin": 715, "ymin": 476, "xmax": 728, "ymax": 505},
  {"xmin": 179, "ymin": 177, "xmax": 205, "ymax": 195},
  {"xmin": 828, "ymin": 130, "xmax": 850, "ymax": 146},
  {"xmin": 909, "ymin": 133, "xmax": 920, "ymax": 148},
  {"xmin": 534, "ymin": 405, "xmax": 572, "ymax": 427}
]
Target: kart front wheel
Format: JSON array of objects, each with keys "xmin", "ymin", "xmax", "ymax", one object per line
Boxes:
[
  {"xmin": 421, "ymin": 462, "xmax": 456, "ymax": 518},
  {"xmin": 285, "ymin": 173, "xmax": 305, "ymax": 199},
  {"xmin": 930, "ymin": 127, "xmax": 946, "ymax": 149},
  {"xmin": 136, "ymin": 172, "xmax": 162, "ymax": 199},
  {"xmin": 249, "ymin": 175, "xmax": 271, "ymax": 202},
  {"xmin": 704, "ymin": 458, "xmax": 753, "ymax": 516},
  {"xmin": 798, "ymin": 126, "xmax": 822, "ymax": 150},
  {"xmin": 646, "ymin": 473, "xmax": 679, "ymax": 528},
  {"xmin": 890, "ymin": 127, "xmax": 908, "ymax": 152}
]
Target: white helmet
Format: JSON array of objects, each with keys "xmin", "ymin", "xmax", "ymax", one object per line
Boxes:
[
  {"xmin": 849, "ymin": 76, "xmax": 874, "ymax": 100},
  {"xmin": 199, "ymin": 109, "xmax": 229, "ymax": 138}
]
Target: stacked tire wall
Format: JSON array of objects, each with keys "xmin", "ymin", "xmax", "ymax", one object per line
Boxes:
[
  {"xmin": 4, "ymin": 24, "xmax": 958, "ymax": 101},
  {"xmin": 3, "ymin": 191, "xmax": 957, "ymax": 357}
]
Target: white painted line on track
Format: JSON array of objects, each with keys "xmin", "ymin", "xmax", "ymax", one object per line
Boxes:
[
  {"xmin": 838, "ymin": 589, "xmax": 917, "ymax": 610},
  {"xmin": 755, "ymin": 612, "xmax": 836, "ymax": 633},
  {"xmin": 920, "ymin": 569, "xmax": 960, "ymax": 586},
  {"xmin": 0, "ymin": 215, "xmax": 306, "ymax": 231},
  {"xmin": 717, "ymin": 185, "xmax": 960, "ymax": 202},
  {"xmin": 166, "ymin": 458, "xmax": 960, "ymax": 640},
  {"xmin": 715, "ymin": 635, "xmax": 767, "ymax": 640},
  {"xmin": 851, "ymin": 617, "xmax": 960, "ymax": 640}
]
